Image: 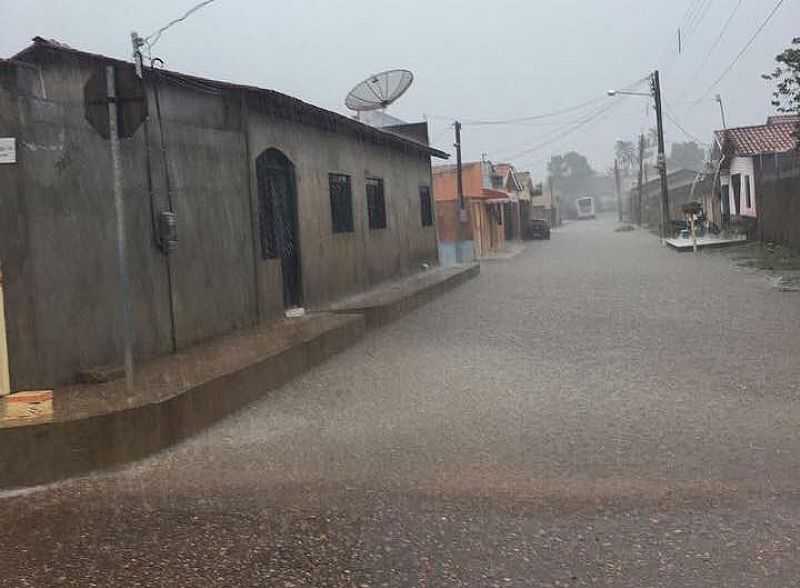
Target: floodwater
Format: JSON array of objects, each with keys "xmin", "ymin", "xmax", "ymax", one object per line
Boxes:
[{"xmin": 4, "ymin": 215, "xmax": 800, "ymax": 586}]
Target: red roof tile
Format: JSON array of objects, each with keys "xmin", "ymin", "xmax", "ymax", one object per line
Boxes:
[{"xmin": 715, "ymin": 121, "xmax": 798, "ymax": 156}]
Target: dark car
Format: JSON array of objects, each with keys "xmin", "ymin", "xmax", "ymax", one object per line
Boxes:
[{"xmin": 526, "ymin": 218, "xmax": 551, "ymax": 240}]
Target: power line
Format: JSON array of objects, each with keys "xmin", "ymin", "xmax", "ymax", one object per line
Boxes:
[
  {"xmin": 145, "ymin": 0, "xmax": 220, "ymax": 51},
  {"xmin": 499, "ymin": 98, "xmax": 626, "ymax": 162},
  {"xmin": 460, "ymin": 97, "xmax": 606, "ymax": 126},
  {"xmin": 426, "ymin": 96, "xmax": 604, "ymax": 127},
  {"xmin": 685, "ymin": 0, "xmax": 714, "ymax": 36},
  {"xmin": 692, "ymin": 0, "xmax": 789, "ymax": 104},
  {"xmin": 426, "ymin": 76, "xmax": 649, "ymax": 128},
  {"xmin": 662, "ymin": 103, "xmax": 708, "ymax": 144},
  {"xmin": 681, "ymin": 0, "xmax": 707, "ymax": 29},
  {"xmin": 677, "ymin": 0, "xmax": 744, "ymax": 99}
]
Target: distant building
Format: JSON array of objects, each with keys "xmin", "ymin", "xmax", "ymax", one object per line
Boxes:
[
  {"xmin": 433, "ymin": 161, "xmax": 512, "ymax": 262},
  {"xmin": 633, "ymin": 169, "xmax": 710, "ymax": 229}
]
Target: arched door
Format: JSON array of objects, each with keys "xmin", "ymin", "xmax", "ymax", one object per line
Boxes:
[{"xmin": 255, "ymin": 149, "xmax": 302, "ymax": 308}]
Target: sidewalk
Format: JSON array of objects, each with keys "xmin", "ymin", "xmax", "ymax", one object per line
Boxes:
[
  {"xmin": 326, "ymin": 263, "xmax": 479, "ymax": 327},
  {"xmin": 478, "ymin": 242, "xmax": 527, "ymax": 261},
  {"xmin": 0, "ymin": 263, "xmax": 479, "ymax": 489}
]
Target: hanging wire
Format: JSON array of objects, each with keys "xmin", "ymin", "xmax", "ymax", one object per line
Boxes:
[
  {"xmin": 144, "ymin": 0, "xmax": 220, "ymax": 56},
  {"xmin": 691, "ymin": 0, "xmax": 788, "ymax": 105}
]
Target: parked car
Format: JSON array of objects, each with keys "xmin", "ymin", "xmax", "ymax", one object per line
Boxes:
[{"xmin": 526, "ymin": 218, "xmax": 551, "ymax": 240}]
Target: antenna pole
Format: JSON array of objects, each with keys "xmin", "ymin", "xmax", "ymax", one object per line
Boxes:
[{"xmin": 455, "ymin": 121, "xmax": 466, "ymax": 263}]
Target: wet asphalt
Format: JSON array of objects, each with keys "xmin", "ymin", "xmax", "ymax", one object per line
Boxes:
[{"xmin": 3, "ymin": 215, "xmax": 800, "ymax": 587}]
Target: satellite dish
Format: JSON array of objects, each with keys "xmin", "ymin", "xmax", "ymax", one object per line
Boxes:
[{"xmin": 345, "ymin": 69, "xmax": 414, "ymax": 113}]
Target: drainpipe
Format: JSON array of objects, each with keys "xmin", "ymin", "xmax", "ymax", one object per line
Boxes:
[{"xmin": 0, "ymin": 261, "xmax": 10, "ymax": 396}]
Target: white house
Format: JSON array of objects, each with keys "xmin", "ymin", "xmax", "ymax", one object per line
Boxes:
[{"xmin": 714, "ymin": 115, "xmax": 799, "ymax": 224}]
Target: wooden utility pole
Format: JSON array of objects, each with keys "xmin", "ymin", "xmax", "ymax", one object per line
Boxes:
[
  {"xmin": 652, "ymin": 70, "xmax": 671, "ymax": 239},
  {"xmin": 637, "ymin": 134, "xmax": 645, "ymax": 226},
  {"xmin": 454, "ymin": 121, "xmax": 466, "ymax": 263},
  {"xmin": 614, "ymin": 159, "xmax": 622, "ymax": 222}
]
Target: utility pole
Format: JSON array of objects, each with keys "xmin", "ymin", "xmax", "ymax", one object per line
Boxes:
[
  {"xmin": 454, "ymin": 121, "xmax": 466, "ymax": 263},
  {"xmin": 651, "ymin": 70, "xmax": 671, "ymax": 240},
  {"xmin": 106, "ymin": 65, "xmax": 134, "ymax": 391},
  {"xmin": 637, "ymin": 134, "xmax": 645, "ymax": 227},
  {"xmin": 613, "ymin": 159, "xmax": 622, "ymax": 222},
  {"xmin": 714, "ymin": 94, "xmax": 727, "ymax": 129}
]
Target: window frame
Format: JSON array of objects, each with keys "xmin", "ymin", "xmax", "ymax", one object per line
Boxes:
[
  {"xmin": 419, "ymin": 185, "xmax": 434, "ymax": 227},
  {"xmin": 329, "ymin": 173, "xmax": 354, "ymax": 234},
  {"xmin": 366, "ymin": 177, "xmax": 387, "ymax": 231}
]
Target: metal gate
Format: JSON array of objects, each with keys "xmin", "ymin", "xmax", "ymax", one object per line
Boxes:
[{"xmin": 256, "ymin": 149, "xmax": 302, "ymax": 308}]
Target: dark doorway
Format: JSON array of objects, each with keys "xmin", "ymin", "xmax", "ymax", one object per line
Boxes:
[
  {"xmin": 256, "ymin": 149, "xmax": 302, "ymax": 309},
  {"xmin": 731, "ymin": 174, "xmax": 741, "ymax": 216},
  {"xmin": 721, "ymin": 185, "xmax": 731, "ymax": 226},
  {"xmin": 503, "ymin": 203, "xmax": 514, "ymax": 240}
]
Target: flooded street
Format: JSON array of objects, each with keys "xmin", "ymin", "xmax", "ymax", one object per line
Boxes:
[{"xmin": 4, "ymin": 216, "xmax": 800, "ymax": 586}]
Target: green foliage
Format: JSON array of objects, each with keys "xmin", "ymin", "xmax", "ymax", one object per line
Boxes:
[
  {"xmin": 764, "ymin": 37, "xmax": 800, "ymax": 147},
  {"xmin": 547, "ymin": 151, "xmax": 595, "ymax": 197},
  {"xmin": 764, "ymin": 37, "xmax": 800, "ymax": 114}
]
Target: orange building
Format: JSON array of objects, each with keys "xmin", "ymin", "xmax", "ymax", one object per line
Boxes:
[{"xmin": 433, "ymin": 162, "xmax": 513, "ymax": 261}]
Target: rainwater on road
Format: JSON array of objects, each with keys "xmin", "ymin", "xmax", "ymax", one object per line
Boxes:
[{"xmin": 4, "ymin": 215, "xmax": 800, "ymax": 587}]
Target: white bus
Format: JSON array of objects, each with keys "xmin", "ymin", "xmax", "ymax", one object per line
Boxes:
[{"xmin": 576, "ymin": 196, "xmax": 596, "ymax": 220}]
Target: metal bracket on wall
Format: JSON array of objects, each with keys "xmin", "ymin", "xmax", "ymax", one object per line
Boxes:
[{"xmin": 157, "ymin": 210, "xmax": 178, "ymax": 254}]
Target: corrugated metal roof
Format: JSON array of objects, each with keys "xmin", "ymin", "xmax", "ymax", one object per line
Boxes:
[{"xmin": 11, "ymin": 37, "xmax": 449, "ymax": 160}]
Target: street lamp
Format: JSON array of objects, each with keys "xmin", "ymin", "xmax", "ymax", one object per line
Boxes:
[
  {"xmin": 714, "ymin": 94, "xmax": 727, "ymax": 129},
  {"xmin": 607, "ymin": 90, "xmax": 651, "ymax": 97},
  {"xmin": 609, "ymin": 71, "xmax": 671, "ymax": 241}
]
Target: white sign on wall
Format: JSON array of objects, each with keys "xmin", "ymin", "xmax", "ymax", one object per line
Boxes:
[{"xmin": 0, "ymin": 138, "xmax": 16, "ymax": 164}]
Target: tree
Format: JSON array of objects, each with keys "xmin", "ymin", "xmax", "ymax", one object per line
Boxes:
[
  {"xmin": 562, "ymin": 151, "xmax": 594, "ymax": 178},
  {"xmin": 764, "ymin": 37, "xmax": 800, "ymax": 145},
  {"xmin": 547, "ymin": 151, "xmax": 595, "ymax": 200},
  {"xmin": 547, "ymin": 154, "xmax": 566, "ymax": 180},
  {"xmin": 668, "ymin": 141, "xmax": 705, "ymax": 171},
  {"xmin": 614, "ymin": 140, "xmax": 636, "ymax": 174}
]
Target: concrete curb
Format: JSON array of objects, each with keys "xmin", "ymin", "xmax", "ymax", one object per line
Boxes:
[
  {"xmin": 329, "ymin": 263, "xmax": 480, "ymax": 329},
  {"xmin": 0, "ymin": 263, "xmax": 481, "ymax": 490},
  {"xmin": 0, "ymin": 315, "xmax": 365, "ymax": 490},
  {"xmin": 479, "ymin": 243, "xmax": 528, "ymax": 262}
]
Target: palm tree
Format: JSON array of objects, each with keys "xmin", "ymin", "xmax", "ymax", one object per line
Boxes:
[{"xmin": 614, "ymin": 140, "xmax": 636, "ymax": 174}]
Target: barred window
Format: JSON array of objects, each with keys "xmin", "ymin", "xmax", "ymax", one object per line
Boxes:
[
  {"xmin": 329, "ymin": 173, "xmax": 354, "ymax": 233},
  {"xmin": 419, "ymin": 186, "xmax": 433, "ymax": 227},
  {"xmin": 366, "ymin": 177, "xmax": 387, "ymax": 230}
]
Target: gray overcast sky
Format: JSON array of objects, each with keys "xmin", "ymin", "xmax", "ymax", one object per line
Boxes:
[{"xmin": 2, "ymin": 0, "xmax": 798, "ymax": 179}]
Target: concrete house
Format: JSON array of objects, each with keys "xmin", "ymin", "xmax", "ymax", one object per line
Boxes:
[
  {"xmin": 0, "ymin": 38, "xmax": 447, "ymax": 389},
  {"xmin": 713, "ymin": 115, "xmax": 799, "ymax": 225},
  {"xmin": 433, "ymin": 161, "xmax": 513, "ymax": 262}
]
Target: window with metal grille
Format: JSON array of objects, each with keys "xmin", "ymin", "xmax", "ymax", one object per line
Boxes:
[
  {"xmin": 419, "ymin": 186, "xmax": 433, "ymax": 227},
  {"xmin": 366, "ymin": 177, "xmax": 387, "ymax": 230},
  {"xmin": 329, "ymin": 173, "xmax": 354, "ymax": 233}
]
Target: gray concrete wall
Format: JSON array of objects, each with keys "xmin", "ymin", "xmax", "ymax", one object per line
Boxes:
[
  {"xmin": 246, "ymin": 105, "xmax": 439, "ymax": 309},
  {"xmin": 0, "ymin": 48, "xmax": 439, "ymax": 388},
  {"xmin": 0, "ymin": 54, "xmax": 175, "ymax": 389}
]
